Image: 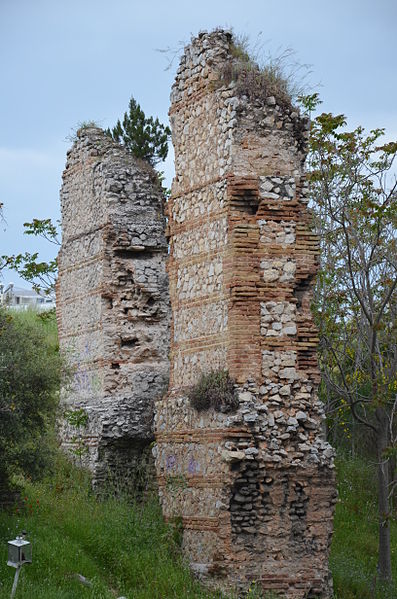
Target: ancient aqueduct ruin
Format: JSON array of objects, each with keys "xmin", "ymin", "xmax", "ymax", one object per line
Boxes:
[{"xmin": 57, "ymin": 30, "xmax": 336, "ymax": 598}]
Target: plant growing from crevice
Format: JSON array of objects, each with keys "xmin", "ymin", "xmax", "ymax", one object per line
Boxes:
[
  {"xmin": 64, "ymin": 407, "xmax": 89, "ymax": 464},
  {"xmin": 188, "ymin": 369, "xmax": 238, "ymax": 413},
  {"xmin": 165, "ymin": 474, "xmax": 188, "ymax": 493},
  {"xmin": 65, "ymin": 120, "xmax": 101, "ymax": 143}
]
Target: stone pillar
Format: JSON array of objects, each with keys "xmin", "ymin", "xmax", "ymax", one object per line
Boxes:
[
  {"xmin": 57, "ymin": 126, "xmax": 169, "ymax": 492},
  {"xmin": 155, "ymin": 31, "xmax": 336, "ymax": 597}
]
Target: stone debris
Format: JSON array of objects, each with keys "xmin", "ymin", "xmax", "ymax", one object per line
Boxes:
[
  {"xmin": 57, "ymin": 126, "xmax": 169, "ymax": 492},
  {"xmin": 155, "ymin": 30, "xmax": 336, "ymax": 598}
]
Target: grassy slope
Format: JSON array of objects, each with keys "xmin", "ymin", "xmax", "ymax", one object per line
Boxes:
[
  {"xmin": 0, "ymin": 457, "xmax": 226, "ymax": 599},
  {"xmin": 0, "ymin": 456, "xmax": 395, "ymax": 598}
]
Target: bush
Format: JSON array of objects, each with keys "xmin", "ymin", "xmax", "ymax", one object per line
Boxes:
[
  {"xmin": 0, "ymin": 308, "xmax": 63, "ymax": 499},
  {"xmin": 188, "ymin": 370, "xmax": 238, "ymax": 413}
]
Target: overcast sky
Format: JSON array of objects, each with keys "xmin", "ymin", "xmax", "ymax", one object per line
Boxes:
[{"xmin": 1, "ymin": 0, "xmax": 396, "ymax": 288}]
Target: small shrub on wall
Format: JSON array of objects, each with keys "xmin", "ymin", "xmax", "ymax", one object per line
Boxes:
[{"xmin": 188, "ymin": 370, "xmax": 238, "ymax": 413}]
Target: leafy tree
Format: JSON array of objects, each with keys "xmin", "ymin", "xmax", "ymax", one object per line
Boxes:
[
  {"xmin": 2, "ymin": 218, "xmax": 60, "ymax": 295},
  {"xmin": 105, "ymin": 96, "xmax": 171, "ymax": 166},
  {"xmin": 0, "ymin": 308, "xmax": 63, "ymax": 502},
  {"xmin": 305, "ymin": 95, "xmax": 397, "ymax": 584}
]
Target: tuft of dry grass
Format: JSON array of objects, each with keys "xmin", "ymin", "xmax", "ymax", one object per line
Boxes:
[{"xmin": 220, "ymin": 32, "xmax": 311, "ymax": 112}]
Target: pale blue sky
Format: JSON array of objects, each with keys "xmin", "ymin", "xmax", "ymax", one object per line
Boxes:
[{"xmin": 1, "ymin": 0, "xmax": 396, "ymax": 287}]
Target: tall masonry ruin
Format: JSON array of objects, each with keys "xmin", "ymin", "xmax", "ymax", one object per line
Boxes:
[
  {"xmin": 57, "ymin": 126, "xmax": 169, "ymax": 491},
  {"xmin": 154, "ymin": 31, "xmax": 336, "ymax": 597},
  {"xmin": 57, "ymin": 29, "xmax": 336, "ymax": 599}
]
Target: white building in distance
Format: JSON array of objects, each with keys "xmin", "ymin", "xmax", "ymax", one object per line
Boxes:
[{"xmin": 0, "ymin": 283, "xmax": 55, "ymax": 310}]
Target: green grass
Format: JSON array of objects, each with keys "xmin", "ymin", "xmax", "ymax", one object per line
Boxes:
[
  {"xmin": 10, "ymin": 308, "xmax": 59, "ymax": 351},
  {"xmin": 330, "ymin": 455, "xmax": 397, "ymax": 599},
  {"xmin": 0, "ymin": 456, "xmax": 227, "ymax": 599},
  {"xmin": 0, "ymin": 454, "xmax": 396, "ymax": 598}
]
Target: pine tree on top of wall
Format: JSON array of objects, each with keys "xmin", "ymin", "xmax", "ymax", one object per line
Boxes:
[{"xmin": 105, "ymin": 96, "xmax": 171, "ymax": 167}]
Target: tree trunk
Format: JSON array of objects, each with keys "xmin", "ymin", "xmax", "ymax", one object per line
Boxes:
[{"xmin": 376, "ymin": 407, "xmax": 392, "ymax": 583}]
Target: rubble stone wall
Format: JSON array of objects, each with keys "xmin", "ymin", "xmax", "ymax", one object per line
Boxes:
[
  {"xmin": 155, "ymin": 31, "xmax": 336, "ymax": 598},
  {"xmin": 57, "ymin": 127, "xmax": 169, "ymax": 491}
]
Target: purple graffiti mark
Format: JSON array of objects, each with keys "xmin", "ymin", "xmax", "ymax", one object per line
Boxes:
[
  {"xmin": 72, "ymin": 340, "xmax": 96, "ymax": 392},
  {"xmin": 166, "ymin": 455, "xmax": 176, "ymax": 470},
  {"xmin": 73, "ymin": 364, "xmax": 90, "ymax": 391},
  {"xmin": 188, "ymin": 458, "xmax": 198, "ymax": 474}
]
